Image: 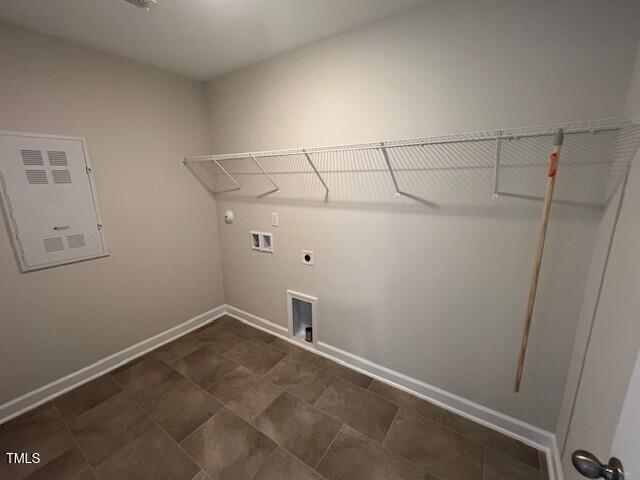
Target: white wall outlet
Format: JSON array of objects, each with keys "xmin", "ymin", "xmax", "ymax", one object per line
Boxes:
[
  {"xmin": 302, "ymin": 250, "xmax": 314, "ymax": 265},
  {"xmin": 250, "ymin": 231, "xmax": 261, "ymax": 250},
  {"xmin": 271, "ymin": 212, "xmax": 279, "ymax": 227},
  {"xmin": 260, "ymin": 233, "xmax": 274, "ymax": 253}
]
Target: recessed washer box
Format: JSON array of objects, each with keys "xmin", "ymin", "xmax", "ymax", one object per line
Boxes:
[
  {"xmin": 0, "ymin": 130, "xmax": 108, "ymax": 272},
  {"xmin": 249, "ymin": 231, "xmax": 273, "ymax": 253}
]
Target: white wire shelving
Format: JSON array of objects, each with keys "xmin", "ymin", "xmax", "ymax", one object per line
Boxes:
[{"xmin": 184, "ymin": 117, "xmax": 640, "ymax": 209}]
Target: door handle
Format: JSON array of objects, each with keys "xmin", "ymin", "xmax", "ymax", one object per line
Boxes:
[{"xmin": 572, "ymin": 450, "xmax": 624, "ymax": 480}]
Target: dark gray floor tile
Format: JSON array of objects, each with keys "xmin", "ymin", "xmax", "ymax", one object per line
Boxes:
[
  {"xmin": 207, "ymin": 366, "xmax": 281, "ymax": 422},
  {"xmin": 314, "ymin": 379, "xmax": 398, "ymax": 443},
  {"xmin": 53, "ymin": 375, "xmax": 121, "ymax": 421},
  {"xmin": 181, "ymin": 408, "xmax": 277, "ymax": 480},
  {"xmin": 441, "ymin": 411, "xmax": 540, "ymax": 469},
  {"xmin": 69, "ymin": 393, "xmax": 154, "ymax": 466},
  {"xmin": 270, "ymin": 339, "xmax": 319, "ymax": 364},
  {"xmin": 253, "ymin": 448, "xmax": 327, "ymax": 480},
  {"xmin": 140, "ymin": 377, "xmax": 222, "ymax": 441},
  {"xmin": 317, "ymin": 425, "xmax": 432, "ymax": 480},
  {"xmin": 0, "ymin": 404, "xmax": 76, "ymax": 479},
  {"xmin": 109, "ymin": 353, "xmax": 154, "ymax": 375},
  {"xmin": 311, "ymin": 357, "xmax": 372, "ymax": 388},
  {"xmin": 200, "ymin": 331, "xmax": 245, "ymax": 353},
  {"xmin": 24, "ymin": 447, "xmax": 96, "ymax": 480},
  {"xmin": 195, "ymin": 317, "xmax": 244, "ymax": 340},
  {"xmin": 95, "ymin": 426, "xmax": 199, "ymax": 480},
  {"xmin": 483, "ymin": 448, "xmax": 540, "ymax": 480},
  {"xmin": 243, "ymin": 326, "xmax": 278, "ymax": 344},
  {"xmin": 255, "ymin": 392, "xmax": 341, "ymax": 467},
  {"xmin": 265, "ymin": 355, "xmax": 334, "ymax": 404},
  {"xmin": 173, "ymin": 347, "xmax": 237, "ymax": 387},
  {"xmin": 111, "ymin": 356, "xmax": 182, "ymax": 402},
  {"xmin": 224, "ymin": 337, "xmax": 286, "ymax": 375},
  {"xmin": 368, "ymin": 380, "xmax": 445, "ymax": 422},
  {"xmin": 384, "ymin": 410, "xmax": 484, "ymax": 480},
  {"xmin": 154, "ymin": 334, "xmax": 206, "ymax": 365}
]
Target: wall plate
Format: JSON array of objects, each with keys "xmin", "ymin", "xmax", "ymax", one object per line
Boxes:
[{"xmin": 302, "ymin": 250, "xmax": 314, "ymax": 265}]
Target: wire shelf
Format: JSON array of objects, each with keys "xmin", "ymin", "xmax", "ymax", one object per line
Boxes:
[{"xmin": 184, "ymin": 117, "xmax": 640, "ymax": 209}]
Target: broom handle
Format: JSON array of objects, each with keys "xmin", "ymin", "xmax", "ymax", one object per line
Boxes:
[{"xmin": 514, "ymin": 129, "xmax": 564, "ymax": 393}]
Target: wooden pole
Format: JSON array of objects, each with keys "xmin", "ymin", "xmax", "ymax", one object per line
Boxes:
[{"xmin": 514, "ymin": 129, "xmax": 564, "ymax": 393}]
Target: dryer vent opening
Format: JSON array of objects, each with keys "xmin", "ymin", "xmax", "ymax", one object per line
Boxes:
[{"xmin": 287, "ymin": 290, "xmax": 317, "ymax": 344}]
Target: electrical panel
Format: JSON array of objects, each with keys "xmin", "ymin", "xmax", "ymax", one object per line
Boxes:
[{"xmin": 0, "ymin": 131, "xmax": 108, "ymax": 272}]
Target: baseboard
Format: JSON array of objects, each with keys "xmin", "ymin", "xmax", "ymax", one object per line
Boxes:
[
  {"xmin": 226, "ymin": 304, "xmax": 288, "ymax": 334},
  {"xmin": 0, "ymin": 305, "xmax": 226, "ymax": 425},
  {"xmin": 224, "ymin": 304, "xmax": 564, "ymax": 480}
]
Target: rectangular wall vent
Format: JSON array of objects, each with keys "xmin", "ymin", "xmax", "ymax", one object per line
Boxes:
[
  {"xmin": 21, "ymin": 149, "xmax": 44, "ymax": 166},
  {"xmin": 52, "ymin": 170, "xmax": 72, "ymax": 184},
  {"xmin": 67, "ymin": 234, "xmax": 86, "ymax": 249},
  {"xmin": 25, "ymin": 170, "xmax": 48, "ymax": 184},
  {"xmin": 48, "ymin": 151, "xmax": 68, "ymax": 166},
  {"xmin": 43, "ymin": 237, "xmax": 64, "ymax": 253}
]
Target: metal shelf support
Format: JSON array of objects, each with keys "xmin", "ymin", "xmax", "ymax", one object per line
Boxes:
[
  {"xmin": 492, "ymin": 130, "xmax": 503, "ymax": 200},
  {"xmin": 251, "ymin": 156, "xmax": 280, "ymax": 198},
  {"xmin": 303, "ymin": 150, "xmax": 330, "ymax": 200},
  {"xmin": 381, "ymin": 143, "xmax": 437, "ymax": 207}
]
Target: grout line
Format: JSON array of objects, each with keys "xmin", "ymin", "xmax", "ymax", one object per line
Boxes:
[
  {"xmin": 481, "ymin": 446, "xmax": 487, "ymax": 480},
  {"xmin": 313, "ymin": 423, "xmax": 345, "ymax": 470},
  {"xmin": 381, "ymin": 406, "xmax": 401, "ymax": 445},
  {"xmin": 51, "ymin": 404, "xmax": 101, "ymax": 479},
  {"xmin": 248, "ymin": 446, "xmax": 280, "ymax": 480},
  {"xmin": 118, "ymin": 376, "xmax": 221, "ymax": 477}
]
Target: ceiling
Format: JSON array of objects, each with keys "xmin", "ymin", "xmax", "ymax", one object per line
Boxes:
[{"xmin": 0, "ymin": 0, "xmax": 426, "ymax": 80}]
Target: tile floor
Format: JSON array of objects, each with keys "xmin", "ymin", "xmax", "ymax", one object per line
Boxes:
[{"xmin": 0, "ymin": 315, "xmax": 550, "ymax": 480}]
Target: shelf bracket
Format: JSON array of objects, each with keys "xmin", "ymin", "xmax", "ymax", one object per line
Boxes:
[
  {"xmin": 492, "ymin": 131, "xmax": 503, "ymax": 200},
  {"xmin": 303, "ymin": 150, "xmax": 330, "ymax": 201},
  {"xmin": 251, "ymin": 156, "xmax": 280, "ymax": 198},
  {"xmin": 380, "ymin": 143, "xmax": 437, "ymax": 207},
  {"xmin": 184, "ymin": 157, "xmax": 242, "ymax": 195}
]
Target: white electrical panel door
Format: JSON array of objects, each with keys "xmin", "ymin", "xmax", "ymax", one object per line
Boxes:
[{"xmin": 0, "ymin": 131, "xmax": 108, "ymax": 272}]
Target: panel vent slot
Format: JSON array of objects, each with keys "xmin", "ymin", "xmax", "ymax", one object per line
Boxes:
[
  {"xmin": 21, "ymin": 149, "xmax": 44, "ymax": 166},
  {"xmin": 52, "ymin": 170, "xmax": 72, "ymax": 184},
  {"xmin": 43, "ymin": 237, "xmax": 64, "ymax": 253},
  {"xmin": 48, "ymin": 151, "xmax": 68, "ymax": 166},
  {"xmin": 67, "ymin": 234, "xmax": 86, "ymax": 249},
  {"xmin": 123, "ymin": 0, "xmax": 154, "ymax": 9},
  {"xmin": 25, "ymin": 170, "xmax": 48, "ymax": 184}
]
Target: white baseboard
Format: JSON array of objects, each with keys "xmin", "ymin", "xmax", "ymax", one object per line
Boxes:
[
  {"xmin": 0, "ymin": 305, "xmax": 226, "ymax": 425},
  {"xmin": 224, "ymin": 304, "xmax": 564, "ymax": 480}
]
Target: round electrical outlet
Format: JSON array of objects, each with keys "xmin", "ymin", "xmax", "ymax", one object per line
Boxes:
[{"xmin": 302, "ymin": 250, "xmax": 314, "ymax": 265}]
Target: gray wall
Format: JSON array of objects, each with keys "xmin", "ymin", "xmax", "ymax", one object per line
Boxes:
[
  {"xmin": 206, "ymin": 0, "xmax": 640, "ymax": 430},
  {"xmin": 0, "ymin": 22, "xmax": 225, "ymax": 404},
  {"xmin": 557, "ymin": 38, "xmax": 640, "ymax": 477}
]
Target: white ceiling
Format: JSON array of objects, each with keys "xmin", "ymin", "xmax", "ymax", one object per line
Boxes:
[{"xmin": 0, "ymin": 0, "xmax": 426, "ymax": 80}]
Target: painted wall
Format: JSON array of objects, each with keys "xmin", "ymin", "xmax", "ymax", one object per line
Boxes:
[
  {"xmin": 557, "ymin": 37, "xmax": 640, "ymax": 478},
  {"xmin": 0, "ymin": 22, "xmax": 224, "ymax": 404},
  {"xmin": 206, "ymin": 0, "xmax": 640, "ymax": 430}
]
